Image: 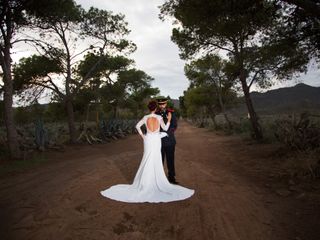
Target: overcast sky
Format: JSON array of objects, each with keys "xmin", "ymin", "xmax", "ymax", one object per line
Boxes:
[
  {"xmin": 10, "ymin": 0, "xmax": 320, "ymax": 102},
  {"xmin": 74, "ymin": 0, "xmax": 190, "ymax": 99},
  {"xmin": 75, "ymin": 0, "xmax": 320, "ymax": 97}
]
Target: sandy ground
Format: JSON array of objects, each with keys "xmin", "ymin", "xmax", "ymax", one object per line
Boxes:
[{"xmin": 0, "ymin": 120, "xmax": 319, "ymax": 240}]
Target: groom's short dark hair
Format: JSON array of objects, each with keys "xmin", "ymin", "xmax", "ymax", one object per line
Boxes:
[{"xmin": 148, "ymin": 100, "xmax": 158, "ymax": 111}]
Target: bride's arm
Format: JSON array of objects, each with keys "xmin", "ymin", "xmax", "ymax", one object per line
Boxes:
[
  {"xmin": 160, "ymin": 113, "xmax": 171, "ymax": 131},
  {"xmin": 135, "ymin": 116, "xmax": 145, "ymax": 139}
]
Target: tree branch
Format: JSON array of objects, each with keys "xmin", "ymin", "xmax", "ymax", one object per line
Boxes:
[
  {"xmin": 204, "ymin": 38, "xmax": 234, "ymax": 53},
  {"xmin": 30, "ymin": 81, "xmax": 57, "ymax": 92},
  {"xmin": 74, "ymin": 44, "xmax": 108, "ymax": 94},
  {"xmin": 47, "ymin": 75, "xmax": 64, "ymax": 97},
  {"xmin": 29, "ymin": 77, "xmax": 65, "ymax": 98},
  {"xmin": 70, "ymin": 45, "xmax": 100, "ymax": 61},
  {"xmin": 248, "ymin": 69, "xmax": 264, "ymax": 89}
]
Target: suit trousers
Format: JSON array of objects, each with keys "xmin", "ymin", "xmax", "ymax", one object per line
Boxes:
[{"xmin": 161, "ymin": 144, "xmax": 176, "ymax": 180}]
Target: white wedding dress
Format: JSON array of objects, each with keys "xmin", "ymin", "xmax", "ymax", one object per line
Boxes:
[{"xmin": 100, "ymin": 113, "xmax": 195, "ymax": 203}]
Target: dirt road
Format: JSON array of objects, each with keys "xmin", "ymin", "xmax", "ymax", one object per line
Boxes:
[{"xmin": 0, "ymin": 120, "xmax": 317, "ymax": 240}]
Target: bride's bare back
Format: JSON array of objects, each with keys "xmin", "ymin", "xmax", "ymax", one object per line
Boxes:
[
  {"xmin": 101, "ymin": 112, "xmax": 195, "ymax": 203},
  {"xmin": 135, "ymin": 112, "xmax": 172, "ymax": 137},
  {"xmin": 146, "ymin": 117, "xmax": 159, "ymax": 132}
]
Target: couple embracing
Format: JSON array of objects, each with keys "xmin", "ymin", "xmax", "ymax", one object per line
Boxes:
[{"xmin": 100, "ymin": 98, "xmax": 194, "ymax": 203}]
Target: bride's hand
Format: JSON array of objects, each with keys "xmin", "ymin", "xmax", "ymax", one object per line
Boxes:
[{"xmin": 167, "ymin": 112, "xmax": 172, "ymax": 121}]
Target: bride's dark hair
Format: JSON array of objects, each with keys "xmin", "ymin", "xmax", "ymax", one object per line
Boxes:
[{"xmin": 147, "ymin": 100, "xmax": 158, "ymax": 111}]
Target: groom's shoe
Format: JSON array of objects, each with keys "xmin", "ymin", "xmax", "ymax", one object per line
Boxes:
[{"xmin": 169, "ymin": 179, "xmax": 179, "ymax": 185}]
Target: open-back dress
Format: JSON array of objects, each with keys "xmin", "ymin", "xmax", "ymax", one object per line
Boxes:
[{"xmin": 100, "ymin": 113, "xmax": 195, "ymax": 203}]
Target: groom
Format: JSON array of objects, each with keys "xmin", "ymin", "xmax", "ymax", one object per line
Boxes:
[{"xmin": 156, "ymin": 98, "xmax": 179, "ymax": 184}]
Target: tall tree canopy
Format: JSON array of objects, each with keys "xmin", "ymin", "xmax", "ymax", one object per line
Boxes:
[
  {"xmin": 0, "ymin": 0, "xmax": 37, "ymax": 158},
  {"xmin": 184, "ymin": 54, "xmax": 237, "ymax": 128},
  {"xmin": 160, "ymin": 0, "xmax": 312, "ymax": 140},
  {"xmin": 12, "ymin": 1, "xmax": 136, "ymax": 143},
  {"xmin": 273, "ymin": 0, "xmax": 320, "ymax": 62}
]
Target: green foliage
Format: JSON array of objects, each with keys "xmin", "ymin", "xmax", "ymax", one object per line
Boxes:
[
  {"xmin": 9, "ymin": 0, "xmax": 141, "ymax": 144},
  {"xmin": 76, "ymin": 55, "xmax": 156, "ymax": 119},
  {"xmin": 72, "ymin": 88, "xmax": 96, "ymax": 115},
  {"xmin": 178, "ymin": 95, "xmax": 187, "ymax": 117},
  {"xmin": 272, "ymin": 0, "xmax": 320, "ymax": 62},
  {"xmin": 184, "ymin": 86, "xmax": 217, "ymax": 117},
  {"xmin": 161, "ymin": 0, "xmax": 313, "ymax": 81},
  {"xmin": 26, "ymin": 0, "xmax": 83, "ymax": 23},
  {"xmin": 14, "ymin": 106, "xmax": 32, "ymax": 124},
  {"xmin": 14, "ymin": 101, "xmax": 44, "ymax": 124},
  {"xmin": 184, "ymin": 54, "xmax": 237, "ymax": 104},
  {"xmin": 161, "ymin": 0, "xmax": 276, "ymax": 59},
  {"xmin": 14, "ymin": 102, "xmax": 66, "ymax": 125},
  {"xmin": 273, "ymin": 113, "xmax": 320, "ymax": 151},
  {"xmin": 160, "ymin": 0, "xmax": 318, "ymax": 140},
  {"xmin": 0, "ymin": 0, "xmax": 29, "ymax": 29},
  {"xmin": 13, "ymin": 54, "xmax": 63, "ymax": 92},
  {"xmin": 81, "ymin": 7, "xmax": 136, "ymax": 53},
  {"xmin": 118, "ymin": 69, "xmax": 153, "ymax": 91},
  {"xmin": 16, "ymin": 0, "xmax": 136, "ymax": 104},
  {"xmin": 77, "ymin": 54, "xmax": 133, "ymax": 80},
  {"xmin": 231, "ymin": 117, "xmax": 253, "ymax": 134},
  {"xmin": 96, "ymin": 68, "xmax": 156, "ymax": 117},
  {"xmin": 166, "ymin": 99, "xmax": 174, "ymax": 109},
  {"xmin": 126, "ymin": 86, "xmax": 160, "ymax": 115},
  {"xmin": 44, "ymin": 102, "xmax": 66, "ymax": 121},
  {"xmin": 185, "ymin": 55, "xmax": 225, "ymax": 85},
  {"xmin": 181, "ymin": 54, "xmax": 237, "ymax": 126}
]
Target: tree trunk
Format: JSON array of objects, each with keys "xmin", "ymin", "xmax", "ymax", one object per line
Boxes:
[
  {"xmin": 113, "ymin": 105, "xmax": 118, "ymax": 118},
  {"xmin": 239, "ymin": 70, "xmax": 263, "ymax": 140},
  {"xmin": 208, "ymin": 106, "xmax": 218, "ymax": 129},
  {"xmin": 65, "ymin": 98, "xmax": 77, "ymax": 143},
  {"xmin": 209, "ymin": 113, "xmax": 218, "ymax": 129},
  {"xmin": 3, "ymin": 74, "xmax": 21, "ymax": 159},
  {"xmin": 217, "ymin": 93, "xmax": 232, "ymax": 129},
  {"xmin": 1, "ymin": 48, "xmax": 21, "ymax": 159},
  {"xmin": 223, "ymin": 112, "xmax": 232, "ymax": 129}
]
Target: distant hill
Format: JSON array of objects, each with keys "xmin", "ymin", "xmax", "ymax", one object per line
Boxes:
[
  {"xmin": 227, "ymin": 83, "xmax": 320, "ymax": 116},
  {"xmin": 171, "ymin": 99, "xmax": 180, "ymax": 109}
]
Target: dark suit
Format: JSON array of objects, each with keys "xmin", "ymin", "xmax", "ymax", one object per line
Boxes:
[{"xmin": 156, "ymin": 109, "xmax": 178, "ymax": 181}]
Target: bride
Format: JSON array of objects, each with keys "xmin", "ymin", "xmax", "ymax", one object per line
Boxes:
[{"xmin": 100, "ymin": 100, "xmax": 195, "ymax": 203}]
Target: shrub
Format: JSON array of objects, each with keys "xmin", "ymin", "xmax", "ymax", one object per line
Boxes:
[{"xmin": 273, "ymin": 112, "xmax": 320, "ymax": 151}]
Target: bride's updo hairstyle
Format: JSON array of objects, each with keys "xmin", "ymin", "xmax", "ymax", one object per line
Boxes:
[{"xmin": 147, "ymin": 100, "xmax": 158, "ymax": 111}]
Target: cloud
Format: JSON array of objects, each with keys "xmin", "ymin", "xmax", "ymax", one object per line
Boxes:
[
  {"xmin": 76, "ymin": 0, "xmax": 189, "ymax": 99},
  {"xmin": 77, "ymin": 0, "xmax": 320, "ymax": 98},
  {"xmin": 9, "ymin": 0, "xmax": 319, "ymax": 104}
]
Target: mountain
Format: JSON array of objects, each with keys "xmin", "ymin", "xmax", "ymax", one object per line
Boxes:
[
  {"xmin": 171, "ymin": 99, "xmax": 180, "ymax": 109},
  {"xmin": 228, "ymin": 83, "xmax": 320, "ymax": 116}
]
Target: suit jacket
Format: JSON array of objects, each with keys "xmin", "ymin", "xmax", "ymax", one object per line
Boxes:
[{"xmin": 156, "ymin": 109, "xmax": 177, "ymax": 147}]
